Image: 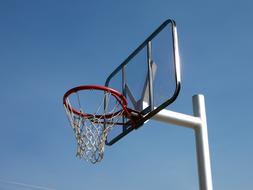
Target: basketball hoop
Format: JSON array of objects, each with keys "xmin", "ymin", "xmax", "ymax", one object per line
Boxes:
[{"xmin": 63, "ymin": 85, "xmax": 140, "ymax": 164}]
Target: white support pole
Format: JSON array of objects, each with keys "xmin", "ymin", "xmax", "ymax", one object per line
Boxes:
[
  {"xmin": 193, "ymin": 95, "xmax": 213, "ymax": 190},
  {"xmin": 150, "ymin": 94, "xmax": 213, "ymax": 190}
]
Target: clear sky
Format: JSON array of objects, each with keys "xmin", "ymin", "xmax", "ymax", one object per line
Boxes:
[{"xmin": 0, "ymin": 0, "xmax": 252, "ymax": 190}]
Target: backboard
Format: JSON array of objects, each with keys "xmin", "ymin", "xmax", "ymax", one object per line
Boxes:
[{"xmin": 105, "ymin": 19, "xmax": 181, "ymax": 145}]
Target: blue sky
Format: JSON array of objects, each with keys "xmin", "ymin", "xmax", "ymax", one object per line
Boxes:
[{"xmin": 0, "ymin": 0, "xmax": 253, "ymax": 189}]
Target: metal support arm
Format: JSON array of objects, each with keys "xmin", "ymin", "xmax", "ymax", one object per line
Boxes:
[{"xmin": 151, "ymin": 94, "xmax": 213, "ymax": 190}]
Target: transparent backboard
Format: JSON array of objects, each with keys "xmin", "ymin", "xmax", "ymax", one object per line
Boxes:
[{"xmin": 105, "ymin": 19, "xmax": 181, "ymax": 145}]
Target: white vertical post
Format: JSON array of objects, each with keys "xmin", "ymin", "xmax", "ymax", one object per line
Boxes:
[
  {"xmin": 193, "ymin": 95, "xmax": 213, "ymax": 190},
  {"xmin": 151, "ymin": 94, "xmax": 213, "ymax": 190}
]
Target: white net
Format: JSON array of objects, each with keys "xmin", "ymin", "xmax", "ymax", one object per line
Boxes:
[{"xmin": 64, "ymin": 91, "xmax": 123, "ymax": 164}]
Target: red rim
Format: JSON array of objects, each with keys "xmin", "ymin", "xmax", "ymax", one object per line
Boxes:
[{"xmin": 63, "ymin": 85, "xmax": 132, "ymax": 119}]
